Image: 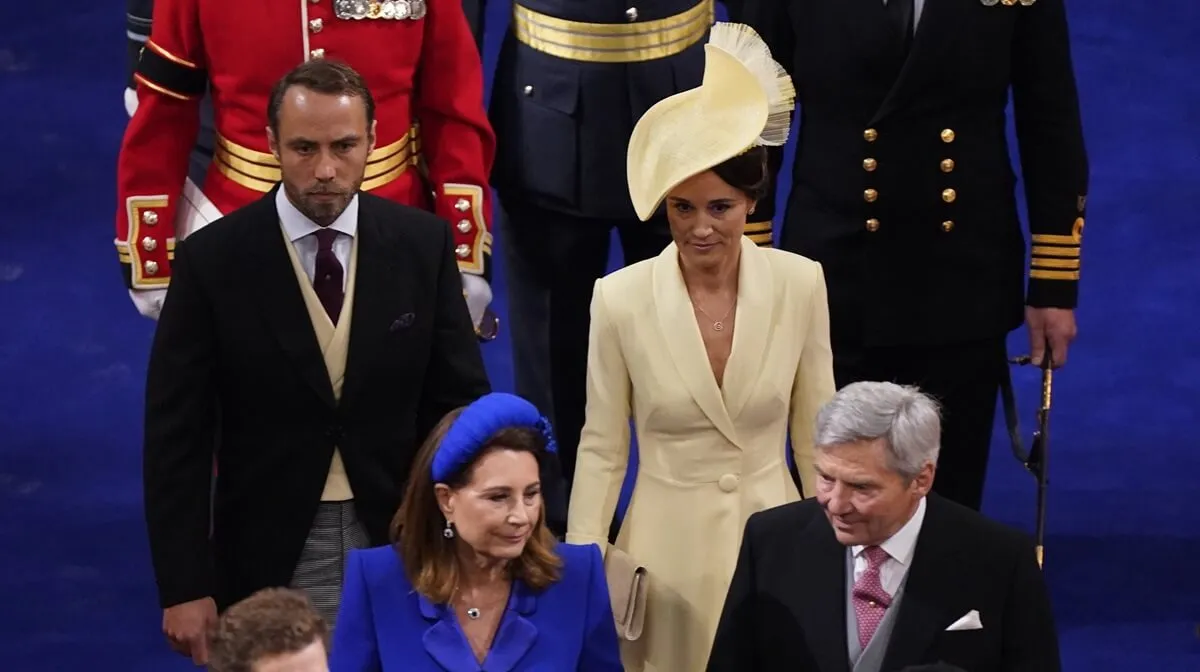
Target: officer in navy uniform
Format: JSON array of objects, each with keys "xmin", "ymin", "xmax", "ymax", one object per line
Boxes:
[
  {"xmin": 740, "ymin": 0, "xmax": 1087, "ymax": 511},
  {"xmin": 488, "ymin": 1, "xmax": 757, "ymax": 531}
]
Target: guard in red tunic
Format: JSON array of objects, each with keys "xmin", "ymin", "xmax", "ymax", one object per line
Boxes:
[{"xmin": 117, "ymin": 0, "xmax": 496, "ymax": 330}]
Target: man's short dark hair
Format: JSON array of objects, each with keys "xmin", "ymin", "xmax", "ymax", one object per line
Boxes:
[
  {"xmin": 267, "ymin": 59, "xmax": 376, "ymax": 134},
  {"xmin": 208, "ymin": 588, "xmax": 329, "ymax": 672}
]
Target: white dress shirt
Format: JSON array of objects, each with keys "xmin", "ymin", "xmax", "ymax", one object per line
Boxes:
[
  {"xmin": 852, "ymin": 496, "xmax": 928, "ymax": 597},
  {"xmin": 275, "ymin": 188, "xmax": 358, "ymax": 292},
  {"xmin": 883, "ymin": 0, "xmax": 926, "ymax": 33}
]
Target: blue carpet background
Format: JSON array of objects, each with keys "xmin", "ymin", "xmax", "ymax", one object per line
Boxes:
[{"xmin": 1, "ymin": 1, "xmax": 1198, "ymax": 669}]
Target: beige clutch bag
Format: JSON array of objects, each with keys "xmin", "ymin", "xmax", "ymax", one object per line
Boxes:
[{"xmin": 604, "ymin": 544, "xmax": 648, "ymax": 641}]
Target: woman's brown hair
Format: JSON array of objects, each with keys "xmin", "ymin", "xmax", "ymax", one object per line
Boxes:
[
  {"xmin": 711, "ymin": 145, "xmax": 769, "ymax": 203},
  {"xmin": 390, "ymin": 407, "xmax": 562, "ymax": 603}
]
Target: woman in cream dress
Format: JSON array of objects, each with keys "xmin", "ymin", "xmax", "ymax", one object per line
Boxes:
[{"xmin": 565, "ymin": 23, "xmax": 837, "ymax": 672}]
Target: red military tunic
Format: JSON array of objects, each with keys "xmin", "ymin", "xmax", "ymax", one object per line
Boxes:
[{"xmin": 116, "ymin": 0, "xmax": 494, "ymax": 289}]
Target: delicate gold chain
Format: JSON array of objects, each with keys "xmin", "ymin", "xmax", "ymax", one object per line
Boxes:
[{"xmin": 692, "ymin": 298, "xmax": 735, "ymax": 332}]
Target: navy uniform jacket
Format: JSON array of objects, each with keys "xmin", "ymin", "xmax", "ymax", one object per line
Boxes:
[
  {"xmin": 743, "ymin": 0, "xmax": 1089, "ymax": 348},
  {"xmin": 489, "ymin": 1, "xmax": 713, "ymax": 220}
]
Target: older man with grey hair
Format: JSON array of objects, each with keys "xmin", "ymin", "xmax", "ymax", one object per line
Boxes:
[{"xmin": 707, "ymin": 382, "xmax": 1060, "ymax": 672}]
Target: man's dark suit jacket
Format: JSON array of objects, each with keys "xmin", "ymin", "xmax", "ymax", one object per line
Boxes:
[
  {"xmin": 707, "ymin": 495, "xmax": 1060, "ymax": 671},
  {"xmin": 142, "ymin": 188, "xmax": 491, "ymax": 611}
]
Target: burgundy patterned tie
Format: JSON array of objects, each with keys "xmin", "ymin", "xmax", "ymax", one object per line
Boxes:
[
  {"xmin": 852, "ymin": 545, "xmax": 893, "ymax": 648},
  {"xmin": 312, "ymin": 228, "xmax": 343, "ymax": 324}
]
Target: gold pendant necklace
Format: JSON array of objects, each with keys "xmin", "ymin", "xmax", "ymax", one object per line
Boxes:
[{"xmin": 693, "ymin": 300, "xmax": 735, "ymax": 331}]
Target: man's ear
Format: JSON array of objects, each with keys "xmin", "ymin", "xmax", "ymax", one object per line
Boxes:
[
  {"xmin": 911, "ymin": 462, "xmax": 936, "ymax": 498},
  {"xmin": 368, "ymin": 119, "xmax": 378, "ymax": 155},
  {"xmin": 266, "ymin": 125, "xmax": 280, "ymax": 161}
]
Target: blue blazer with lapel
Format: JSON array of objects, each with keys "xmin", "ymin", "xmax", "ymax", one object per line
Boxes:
[{"xmin": 330, "ymin": 542, "xmax": 623, "ymax": 671}]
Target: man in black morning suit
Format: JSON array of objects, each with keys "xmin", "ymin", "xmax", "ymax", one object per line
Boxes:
[
  {"xmin": 740, "ymin": 0, "xmax": 1088, "ymax": 511},
  {"xmin": 707, "ymin": 383, "xmax": 1060, "ymax": 672},
  {"xmin": 142, "ymin": 61, "xmax": 489, "ymax": 664},
  {"xmin": 488, "ymin": 1, "xmax": 758, "ymax": 528}
]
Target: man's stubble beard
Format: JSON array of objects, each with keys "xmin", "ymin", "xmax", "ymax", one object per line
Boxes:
[{"xmin": 286, "ymin": 173, "xmax": 365, "ymax": 227}]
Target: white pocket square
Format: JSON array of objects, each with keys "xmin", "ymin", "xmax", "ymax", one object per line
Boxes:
[{"xmin": 945, "ymin": 609, "xmax": 983, "ymax": 631}]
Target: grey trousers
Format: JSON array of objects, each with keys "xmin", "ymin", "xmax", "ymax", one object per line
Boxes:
[{"xmin": 290, "ymin": 500, "xmax": 371, "ymax": 628}]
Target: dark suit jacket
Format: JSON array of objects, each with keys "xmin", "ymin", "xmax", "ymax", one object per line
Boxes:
[
  {"xmin": 707, "ymin": 495, "xmax": 1060, "ymax": 672},
  {"xmin": 742, "ymin": 0, "xmax": 1089, "ymax": 348},
  {"xmin": 142, "ymin": 189, "xmax": 491, "ymax": 610},
  {"xmin": 329, "ymin": 543, "xmax": 623, "ymax": 671}
]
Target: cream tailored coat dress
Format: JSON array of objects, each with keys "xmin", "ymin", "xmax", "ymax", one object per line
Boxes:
[{"xmin": 566, "ymin": 236, "xmax": 836, "ymax": 672}]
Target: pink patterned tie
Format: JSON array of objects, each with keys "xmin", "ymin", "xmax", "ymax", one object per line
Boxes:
[{"xmin": 852, "ymin": 545, "xmax": 892, "ymax": 649}]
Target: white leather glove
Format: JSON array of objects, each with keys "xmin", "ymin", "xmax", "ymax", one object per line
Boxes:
[
  {"xmin": 461, "ymin": 273, "xmax": 492, "ymax": 329},
  {"xmin": 130, "ymin": 288, "xmax": 167, "ymax": 320},
  {"xmin": 125, "ymin": 86, "xmax": 138, "ymax": 117}
]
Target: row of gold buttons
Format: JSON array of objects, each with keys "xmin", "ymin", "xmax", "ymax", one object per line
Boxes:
[
  {"xmin": 861, "ymin": 128, "xmax": 958, "ymax": 233},
  {"xmin": 938, "ymin": 128, "xmax": 956, "ymax": 232}
]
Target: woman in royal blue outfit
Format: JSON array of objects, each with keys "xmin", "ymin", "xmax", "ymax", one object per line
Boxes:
[{"xmin": 329, "ymin": 393, "xmax": 623, "ymax": 671}]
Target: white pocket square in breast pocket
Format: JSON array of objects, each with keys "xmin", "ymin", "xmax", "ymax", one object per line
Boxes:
[{"xmin": 945, "ymin": 609, "xmax": 983, "ymax": 631}]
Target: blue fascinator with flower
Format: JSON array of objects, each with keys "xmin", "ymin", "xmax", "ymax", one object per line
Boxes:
[{"xmin": 430, "ymin": 393, "xmax": 558, "ymax": 482}]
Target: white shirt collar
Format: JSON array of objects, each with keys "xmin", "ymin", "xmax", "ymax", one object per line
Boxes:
[
  {"xmin": 275, "ymin": 187, "xmax": 359, "ymax": 242},
  {"xmin": 853, "ymin": 496, "xmax": 927, "ymax": 567}
]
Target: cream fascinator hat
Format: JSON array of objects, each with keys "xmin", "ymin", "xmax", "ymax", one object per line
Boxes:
[{"xmin": 627, "ymin": 23, "xmax": 796, "ymax": 221}]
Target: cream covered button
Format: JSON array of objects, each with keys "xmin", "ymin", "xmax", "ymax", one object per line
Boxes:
[{"xmin": 718, "ymin": 473, "xmax": 740, "ymax": 492}]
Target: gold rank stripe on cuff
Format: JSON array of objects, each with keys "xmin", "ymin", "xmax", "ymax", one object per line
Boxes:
[
  {"xmin": 444, "ymin": 183, "xmax": 490, "ymax": 274},
  {"xmin": 744, "ymin": 221, "xmax": 773, "ymax": 247},
  {"xmin": 122, "ymin": 195, "xmax": 173, "ymax": 288},
  {"xmin": 513, "ymin": 1, "xmax": 714, "ymax": 64},
  {"xmin": 1030, "ymin": 216, "xmax": 1083, "ymax": 281},
  {"xmin": 213, "ymin": 126, "xmax": 420, "ymax": 193},
  {"xmin": 1031, "ymin": 243, "xmax": 1081, "ymax": 281}
]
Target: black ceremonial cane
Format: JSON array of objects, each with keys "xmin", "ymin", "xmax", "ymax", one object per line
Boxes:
[{"xmin": 1000, "ymin": 342, "xmax": 1055, "ymax": 569}]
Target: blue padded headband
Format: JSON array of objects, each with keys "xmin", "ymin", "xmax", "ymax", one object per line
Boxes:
[{"xmin": 430, "ymin": 393, "xmax": 557, "ymax": 482}]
